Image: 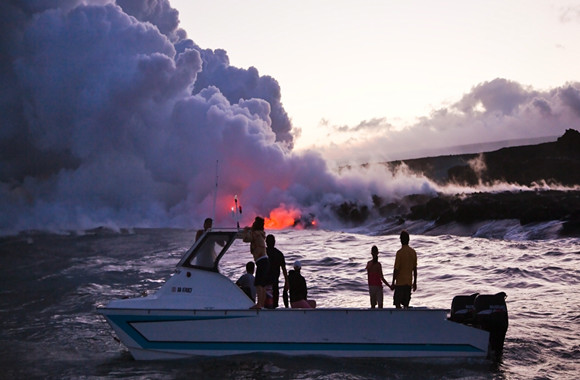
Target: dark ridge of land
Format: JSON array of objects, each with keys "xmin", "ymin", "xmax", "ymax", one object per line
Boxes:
[
  {"xmin": 333, "ymin": 129, "xmax": 580, "ymax": 236},
  {"xmin": 384, "ymin": 128, "xmax": 580, "ymax": 186}
]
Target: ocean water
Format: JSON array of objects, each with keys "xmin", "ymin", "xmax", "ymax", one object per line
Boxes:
[{"xmin": 0, "ymin": 226, "xmax": 579, "ymax": 379}]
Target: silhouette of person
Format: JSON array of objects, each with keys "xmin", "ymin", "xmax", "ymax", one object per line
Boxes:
[
  {"xmin": 366, "ymin": 245, "xmax": 392, "ymax": 308},
  {"xmin": 288, "ymin": 261, "xmax": 316, "ymax": 308},
  {"xmin": 242, "ymin": 216, "xmax": 271, "ymax": 309},
  {"xmin": 191, "ymin": 217, "xmax": 219, "ymax": 268},
  {"xmin": 236, "ymin": 262, "xmax": 256, "ymax": 302},
  {"xmin": 266, "ymin": 234, "xmax": 288, "ymax": 308},
  {"xmin": 392, "ymin": 230, "xmax": 417, "ymax": 309},
  {"xmin": 195, "ymin": 217, "xmax": 212, "ymax": 241}
]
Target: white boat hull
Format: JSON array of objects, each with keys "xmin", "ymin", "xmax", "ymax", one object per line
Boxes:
[{"xmin": 98, "ymin": 307, "xmax": 490, "ymax": 360}]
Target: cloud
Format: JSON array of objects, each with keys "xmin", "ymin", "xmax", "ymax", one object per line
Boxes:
[
  {"xmin": 188, "ymin": 47, "xmax": 294, "ymax": 148},
  {"xmin": 559, "ymin": 84, "xmax": 580, "ymax": 117},
  {"xmin": 454, "ymin": 78, "xmax": 532, "ymax": 116},
  {"xmin": 559, "ymin": 5, "xmax": 580, "ymax": 23},
  {"xmin": 118, "ymin": 0, "xmax": 294, "ymax": 147},
  {"xmin": 333, "ymin": 118, "xmax": 393, "ymax": 134},
  {"xmin": 117, "ymin": 0, "xmax": 181, "ymax": 41},
  {"xmin": 0, "ymin": 0, "xmax": 401, "ymax": 234},
  {"xmin": 1, "ymin": 1, "xmax": 578, "ymax": 235},
  {"xmin": 316, "ymin": 78, "xmax": 580, "ymax": 163}
]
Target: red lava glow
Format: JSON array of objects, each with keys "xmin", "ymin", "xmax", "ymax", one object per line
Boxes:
[{"xmin": 265, "ymin": 206, "xmax": 301, "ymax": 230}]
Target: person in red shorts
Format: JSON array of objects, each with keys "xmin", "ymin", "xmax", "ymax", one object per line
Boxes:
[{"xmin": 366, "ymin": 245, "xmax": 392, "ymax": 308}]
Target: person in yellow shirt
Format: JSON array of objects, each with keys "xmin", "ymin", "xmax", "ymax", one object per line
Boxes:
[{"xmin": 392, "ymin": 230, "xmax": 417, "ymax": 309}]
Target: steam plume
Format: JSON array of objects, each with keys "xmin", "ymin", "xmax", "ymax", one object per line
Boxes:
[{"xmin": 1, "ymin": 1, "xmax": 578, "ymax": 235}]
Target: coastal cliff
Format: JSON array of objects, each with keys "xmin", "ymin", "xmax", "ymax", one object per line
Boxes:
[
  {"xmin": 386, "ymin": 128, "xmax": 580, "ymax": 187},
  {"xmin": 334, "ymin": 129, "xmax": 580, "ymax": 236}
]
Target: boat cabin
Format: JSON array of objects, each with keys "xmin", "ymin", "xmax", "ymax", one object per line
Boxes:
[{"xmin": 178, "ymin": 229, "xmax": 241, "ymax": 272}]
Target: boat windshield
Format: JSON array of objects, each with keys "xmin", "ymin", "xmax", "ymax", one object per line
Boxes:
[{"xmin": 182, "ymin": 231, "xmax": 237, "ymax": 271}]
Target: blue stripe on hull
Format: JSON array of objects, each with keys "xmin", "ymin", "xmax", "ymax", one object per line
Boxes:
[{"xmin": 139, "ymin": 341, "xmax": 484, "ymax": 353}]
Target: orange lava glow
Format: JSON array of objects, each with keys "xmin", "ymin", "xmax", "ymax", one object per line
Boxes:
[{"xmin": 265, "ymin": 205, "xmax": 301, "ymax": 230}]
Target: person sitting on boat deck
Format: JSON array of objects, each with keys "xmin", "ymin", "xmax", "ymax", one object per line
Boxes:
[
  {"xmin": 236, "ymin": 261, "xmax": 256, "ymax": 302},
  {"xmin": 392, "ymin": 230, "xmax": 417, "ymax": 309},
  {"xmin": 266, "ymin": 234, "xmax": 288, "ymax": 309},
  {"xmin": 288, "ymin": 260, "xmax": 316, "ymax": 308},
  {"xmin": 366, "ymin": 245, "xmax": 392, "ymax": 309},
  {"xmin": 242, "ymin": 216, "xmax": 271, "ymax": 309},
  {"xmin": 195, "ymin": 217, "xmax": 213, "ymax": 241}
]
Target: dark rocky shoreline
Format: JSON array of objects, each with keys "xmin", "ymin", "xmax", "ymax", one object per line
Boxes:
[
  {"xmin": 405, "ymin": 190, "xmax": 580, "ymax": 236},
  {"xmin": 334, "ymin": 129, "xmax": 580, "ymax": 236}
]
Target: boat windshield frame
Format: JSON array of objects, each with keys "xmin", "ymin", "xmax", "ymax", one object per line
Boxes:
[{"xmin": 178, "ymin": 229, "xmax": 240, "ymax": 272}]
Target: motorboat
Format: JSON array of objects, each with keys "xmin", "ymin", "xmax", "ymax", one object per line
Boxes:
[{"xmin": 97, "ymin": 228, "xmax": 508, "ymax": 360}]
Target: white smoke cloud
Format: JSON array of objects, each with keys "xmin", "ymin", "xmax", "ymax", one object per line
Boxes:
[
  {"xmin": 1, "ymin": 1, "xmax": 578, "ymax": 235},
  {"xmin": 0, "ymin": 0, "xmax": 396, "ymax": 234}
]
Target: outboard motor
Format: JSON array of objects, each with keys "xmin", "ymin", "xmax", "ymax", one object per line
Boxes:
[
  {"xmin": 474, "ymin": 292, "xmax": 509, "ymax": 359},
  {"xmin": 449, "ymin": 293, "xmax": 478, "ymax": 324},
  {"xmin": 449, "ymin": 292, "xmax": 508, "ymax": 360}
]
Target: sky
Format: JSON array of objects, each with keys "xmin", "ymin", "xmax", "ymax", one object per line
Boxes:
[
  {"xmin": 173, "ymin": 0, "xmax": 580, "ymax": 160},
  {"xmin": 1, "ymin": 0, "xmax": 580, "ymax": 234}
]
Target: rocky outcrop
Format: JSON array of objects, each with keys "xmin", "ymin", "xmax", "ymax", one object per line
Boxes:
[
  {"xmin": 332, "ymin": 130, "xmax": 580, "ymax": 236},
  {"xmin": 407, "ymin": 191, "xmax": 580, "ymax": 226}
]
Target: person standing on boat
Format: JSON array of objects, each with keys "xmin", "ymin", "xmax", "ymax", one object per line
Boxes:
[
  {"xmin": 242, "ymin": 216, "xmax": 271, "ymax": 309},
  {"xmin": 266, "ymin": 234, "xmax": 288, "ymax": 308},
  {"xmin": 288, "ymin": 261, "xmax": 316, "ymax": 308},
  {"xmin": 195, "ymin": 217, "xmax": 212, "ymax": 241},
  {"xmin": 392, "ymin": 230, "xmax": 417, "ymax": 309},
  {"xmin": 366, "ymin": 245, "xmax": 392, "ymax": 308},
  {"xmin": 236, "ymin": 262, "xmax": 256, "ymax": 302}
]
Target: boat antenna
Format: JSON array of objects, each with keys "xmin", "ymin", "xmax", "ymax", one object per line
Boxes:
[{"xmin": 212, "ymin": 160, "xmax": 219, "ymax": 224}]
